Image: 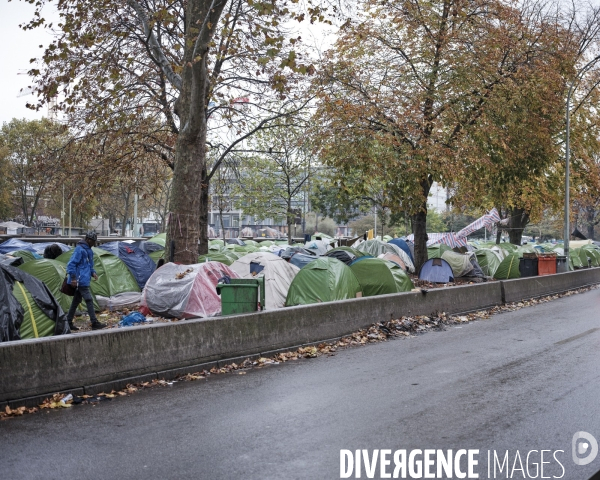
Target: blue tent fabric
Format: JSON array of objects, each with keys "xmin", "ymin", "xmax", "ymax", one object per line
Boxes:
[
  {"xmin": 418, "ymin": 258, "xmax": 455, "ymax": 283},
  {"xmin": 389, "ymin": 238, "xmax": 414, "ymax": 263},
  {"xmin": 30, "ymin": 242, "xmax": 71, "ymax": 255},
  {"xmin": 349, "ymin": 255, "xmax": 374, "ymax": 265},
  {"xmin": 99, "ymin": 242, "xmax": 156, "ymax": 289},
  {"xmin": 289, "ymin": 253, "xmax": 319, "ymax": 269},
  {"xmin": 0, "ymin": 239, "xmax": 38, "ymax": 254}
]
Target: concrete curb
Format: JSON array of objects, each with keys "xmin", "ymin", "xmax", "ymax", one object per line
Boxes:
[{"xmin": 1, "ymin": 268, "xmax": 599, "ymax": 407}]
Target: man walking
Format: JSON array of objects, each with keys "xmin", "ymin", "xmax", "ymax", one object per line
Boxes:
[{"xmin": 66, "ymin": 231, "xmax": 106, "ymax": 331}]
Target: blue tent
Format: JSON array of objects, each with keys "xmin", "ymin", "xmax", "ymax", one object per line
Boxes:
[
  {"xmin": 388, "ymin": 238, "xmax": 414, "ymax": 263},
  {"xmin": 418, "ymin": 258, "xmax": 454, "ymax": 283},
  {"xmin": 98, "ymin": 242, "xmax": 156, "ymax": 289},
  {"xmin": 30, "ymin": 242, "xmax": 71, "ymax": 255}
]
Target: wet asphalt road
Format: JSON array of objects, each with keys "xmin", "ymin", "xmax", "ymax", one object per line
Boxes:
[{"xmin": 1, "ymin": 289, "xmax": 600, "ymax": 480}]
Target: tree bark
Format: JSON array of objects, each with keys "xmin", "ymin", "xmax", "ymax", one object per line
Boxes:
[
  {"xmin": 411, "ymin": 177, "xmax": 432, "ymax": 272},
  {"xmin": 507, "ymin": 207, "xmax": 530, "ymax": 245}
]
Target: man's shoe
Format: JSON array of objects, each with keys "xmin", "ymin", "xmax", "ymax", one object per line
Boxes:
[
  {"xmin": 69, "ymin": 323, "xmax": 80, "ymax": 332},
  {"xmin": 91, "ymin": 321, "xmax": 107, "ymax": 330}
]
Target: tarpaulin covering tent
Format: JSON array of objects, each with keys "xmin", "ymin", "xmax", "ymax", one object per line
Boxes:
[
  {"xmin": 230, "ymin": 252, "xmax": 300, "ymax": 310},
  {"xmin": 0, "ymin": 238, "xmax": 37, "ymax": 254},
  {"xmin": 142, "ymin": 262, "xmax": 239, "ymax": 318},
  {"xmin": 418, "ymin": 258, "xmax": 454, "ymax": 283},
  {"xmin": 493, "ymin": 253, "xmax": 520, "ymax": 279},
  {"xmin": 350, "ymin": 258, "xmax": 413, "ymax": 297},
  {"xmin": 286, "ymin": 257, "xmax": 362, "ymax": 306},
  {"xmin": 475, "ymin": 250, "xmax": 502, "ymax": 277},
  {"xmin": 354, "ymin": 239, "xmax": 415, "ymax": 273},
  {"xmin": 0, "ymin": 264, "xmax": 69, "ymax": 342},
  {"xmin": 57, "ymin": 247, "xmax": 140, "ymax": 300},
  {"xmin": 30, "ymin": 242, "xmax": 71, "ymax": 255},
  {"xmin": 388, "ymin": 238, "xmax": 414, "ymax": 263},
  {"xmin": 98, "ymin": 241, "xmax": 156, "ymax": 289},
  {"xmin": 289, "ymin": 253, "xmax": 319, "ymax": 269},
  {"xmin": 18, "ymin": 258, "xmax": 100, "ymax": 314},
  {"xmin": 441, "ymin": 251, "xmax": 474, "ymax": 277}
]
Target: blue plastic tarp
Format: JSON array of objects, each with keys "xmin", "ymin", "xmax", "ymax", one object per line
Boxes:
[
  {"xmin": 0, "ymin": 239, "xmax": 37, "ymax": 255},
  {"xmin": 99, "ymin": 242, "xmax": 156, "ymax": 289}
]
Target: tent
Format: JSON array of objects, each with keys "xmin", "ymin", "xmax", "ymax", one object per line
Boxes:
[
  {"xmin": 475, "ymin": 250, "xmax": 501, "ymax": 277},
  {"xmin": 378, "ymin": 253, "xmax": 406, "ymax": 270},
  {"xmin": 418, "ymin": 258, "xmax": 454, "ymax": 283},
  {"xmin": 57, "ymin": 247, "xmax": 140, "ymax": 300},
  {"xmin": 354, "ymin": 239, "xmax": 415, "ymax": 273},
  {"xmin": 325, "ymin": 249, "xmax": 357, "ymax": 266},
  {"xmin": 7, "ymin": 250, "xmax": 41, "ymax": 263},
  {"xmin": 18, "ymin": 258, "xmax": 100, "ymax": 314},
  {"xmin": 350, "ymin": 258, "xmax": 413, "ymax": 297},
  {"xmin": 98, "ymin": 241, "xmax": 156, "ymax": 289},
  {"xmin": 30, "ymin": 242, "xmax": 71, "ymax": 255},
  {"xmin": 197, "ymin": 252, "xmax": 237, "ymax": 266},
  {"xmin": 226, "ymin": 238, "xmax": 246, "ymax": 246},
  {"xmin": 427, "ymin": 243, "xmax": 452, "ymax": 259},
  {"xmin": 142, "ymin": 261, "xmax": 239, "ymax": 318},
  {"xmin": 441, "ymin": 251, "xmax": 474, "ymax": 277},
  {"xmin": 148, "ymin": 232, "xmax": 166, "ymax": 247},
  {"xmin": 304, "ymin": 239, "xmax": 331, "ymax": 256},
  {"xmin": 0, "ymin": 254, "xmax": 23, "ymax": 267},
  {"xmin": 288, "ymin": 253, "xmax": 319, "ymax": 269},
  {"xmin": 493, "ymin": 253, "xmax": 521, "ymax": 279},
  {"xmin": 388, "ymin": 238, "xmax": 414, "ymax": 263},
  {"xmin": 0, "ymin": 264, "xmax": 69, "ymax": 342},
  {"xmin": 0, "ymin": 239, "xmax": 37, "ymax": 255},
  {"xmin": 286, "ymin": 257, "xmax": 362, "ymax": 306},
  {"xmin": 0, "ymin": 221, "xmax": 27, "ymax": 234},
  {"xmin": 229, "ymin": 252, "xmax": 300, "ymax": 310}
]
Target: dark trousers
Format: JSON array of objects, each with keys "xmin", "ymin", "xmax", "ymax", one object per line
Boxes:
[{"xmin": 66, "ymin": 286, "xmax": 97, "ymax": 324}]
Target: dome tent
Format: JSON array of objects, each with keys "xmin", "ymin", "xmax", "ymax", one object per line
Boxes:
[
  {"xmin": 475, "ymin": 250, "xmax": 502, "ymax": 277},
  {"xmin": 0, "ymin": 264, "xmax": 69, "ymax": 342},
  {"xmin": 355, "ymin": 239, "xmax": 415, "ymax": 273},
  {"xmin": 418, "ymin": 258, "xmax": 454, "ymax": 283},
  {"xmin": 350, "ymin": 258, "xmax": 413, "ymax": 297},
  {"xmin": 98, "ymin": 241, "xmax": 156, "ymax": 289},
  {"xmin": 18, "ymin": 258, "xmax": 99, "ymax": 314},
  {"xmin": 493, "ymin": 253, "xmax": 521, "ymax": 279},
  {"xmin": 229, "ymin": 252, "xmax": 300, "ymax": 310},
  {"xmin": 142, "ymin": 261, "xmax": 239, "ymax": 318},
  {"xmin": 388, "ymin": 238, "xmax": 414, "ymax": 263},
  {"xmin": 57, "ymin": 247, "xmax": 140, "ymax": 298},
  {"xmin": 286, "ymin": 257, "xmax": 362, "ymax": 306}
]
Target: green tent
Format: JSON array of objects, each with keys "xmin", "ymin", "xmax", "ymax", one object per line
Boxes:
[
  {"xmin": 350, "ymin": 258, "xmax": 413, "ymax": 297},
  {"xmin": 493, "ymin": 253, "xmax": 521, "ymax": 279},
  {"xmin": 427, "ymin": 244, "xmax": 452, "ymax": 259},
  {"xmin": 9, "ymin": 250, "xmax": 39, "ymax": 263},
  {"xmin": 327, "ymin": 246, "xmax": 365, "ymax": 258},
  {"xmin": 569, "ymin": 248, "xmax": 584, "ymax": 269},
  {"xmin": 515, "ymin": 245, "xmax": 536, "ymax": 258},
  {"xmin": 581, "ymin": 246, "xmax": 600, "ymax": 267},
  {"xmin": 18, "ymin": 259, "xmax": 80, "ymax": 314},
  {"xmin": 148, "ymin": 232, "xmax": 166, "ymax": 247},
  {"xmin": 209, "ymin": 239, "xmax": 225, "ymax": 247},
  {"xmin": 57, "ymin": 247, "xmax": 140, "ymax": 299},
  {"xmin": 475, "ymin": 250, "xmax": 501, "ymax": 277},
  {"xmin": 149, "ymin": 249, "xmax": 164, "ymax": 264},
  {"xmin": 286, "ymin": 257, "xmax": 362, "ymax": 306},
  {"xmin": 197, "ymin": 252, "xmax": 235, "ymax": 266},
  {"xmin": 498, "ymin": 242, "xmax": 518, "ymax": 252}
]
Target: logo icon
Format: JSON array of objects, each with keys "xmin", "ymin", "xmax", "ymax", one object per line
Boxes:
[{"xmin": 573, "ymin": 432, "xmax": 598, "ymax": 466}]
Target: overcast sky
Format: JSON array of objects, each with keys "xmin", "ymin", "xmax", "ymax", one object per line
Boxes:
[{"xmin": 0, "ymin": 1, "xmax": 56, "ymax": 125}]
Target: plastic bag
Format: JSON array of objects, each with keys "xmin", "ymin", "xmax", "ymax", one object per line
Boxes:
[{"xmin": 118, "ymin": 311, "xmax": 146, "ymax": 327}]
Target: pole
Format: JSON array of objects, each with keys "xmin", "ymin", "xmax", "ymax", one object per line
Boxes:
[
  {"xmin": 69, "ymin": 197, "xmax": 72, "ymax": 237},
  {"xmin": 61, "ymin": 184, "xmax": 65, "ymax": 236},
  {"xmin": 133, "ymin": 192, "xmax": 138, "ymax": 238}
]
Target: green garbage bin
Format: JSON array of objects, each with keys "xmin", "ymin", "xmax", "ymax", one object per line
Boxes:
[{"xmin": 216, "ymin": 278, "xmax": 265, "ymax": 315}]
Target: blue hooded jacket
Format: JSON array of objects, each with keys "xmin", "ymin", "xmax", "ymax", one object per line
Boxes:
[{"xmin": 66, "ymin": 241, "xmax": 96, "ymax": 287}]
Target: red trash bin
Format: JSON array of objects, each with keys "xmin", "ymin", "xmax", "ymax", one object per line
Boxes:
[{"xmin": 537, "ymin": 255, "xmax": 557, "ymax": 276}]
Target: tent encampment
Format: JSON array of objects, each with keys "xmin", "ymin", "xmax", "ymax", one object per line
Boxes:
[
  {"xmin": 98, "ymin": 241, "xmax": 156, "ymax": 289},
  {"xmin": 354, "ymin": 239, "xmax": 415, "ymax": 272},
  {"xmin": 229, "ymin": 252, "xmax": 300, "ymax": 309},
  {"xmin": 419, "ymin": 258, "xmax": 454, "ymax": 283},
  {"xmin": 475, "ymin": 250, "xmax": 502, "ymax": 277},
  {"xmin": 286, "ymin": 257, "xmax": 362, "ymax": 306},
  {"xmin": 142, "ymin": 261, "xmax": 239, "ymax": 318},
  {"xmin": 0, "ymin": 264, "xmax": 69, "ymax": 342},
  {"xmin": 350, "ymin": 258, "xmax": 413, "ymax": 297}
]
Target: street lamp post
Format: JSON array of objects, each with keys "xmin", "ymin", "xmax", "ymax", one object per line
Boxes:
[{"xmin": 564, "ymin": 54, "xmax": 600, "ymax": 260}]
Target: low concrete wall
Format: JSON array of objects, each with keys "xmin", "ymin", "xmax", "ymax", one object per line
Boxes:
[
  {"xmin": 0, "ymin": 269, "xmax": 598, "ymax": 405},
  {"xmin": 502, "ymin": 269, "xmax": 600, "ymax": 303}
]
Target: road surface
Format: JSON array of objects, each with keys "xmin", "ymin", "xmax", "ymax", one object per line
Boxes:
[{"xmin": 2, "ymin": 289, "xmax": 600, "ymax": 479}]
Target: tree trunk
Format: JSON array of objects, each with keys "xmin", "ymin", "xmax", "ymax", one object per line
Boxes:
[
  {"xmin": 507, "ymin": 207, "xmax": 530, "ymax": 245},
  {"xmin": 411, "ymin": 178, "xmax": 432, "ymax": 272},
  {"xmin": 586, "ymin": 208, "xmax": 595, "ymax": 240},
  {"xmin": 287, "ymin": 203, "xmax": 293, "ymax": 244}
]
